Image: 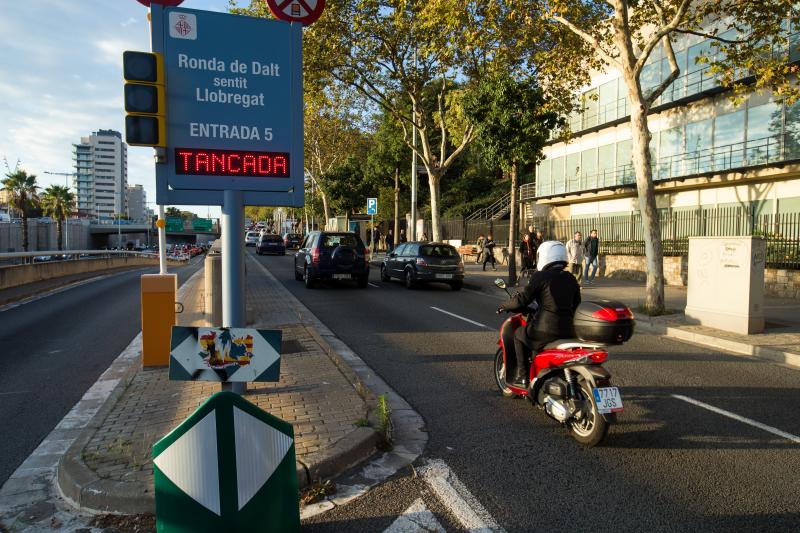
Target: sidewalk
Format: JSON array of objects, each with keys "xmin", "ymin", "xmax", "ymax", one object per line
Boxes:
[
  {"xmin": 460, "ymin": 261, "xmax": 800, "ymax": 369},
  {"xmin": 57, "ymin": 259, "xmax": 381, "ymax": 515}
]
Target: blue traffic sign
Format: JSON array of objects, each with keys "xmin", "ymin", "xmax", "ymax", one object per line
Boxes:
[
  {"xmin": 150, "ymin": 6, "xmax": 303, "ymax": 207},
  {"xmin": 367, "ymin": 198, "xmax": 377, "ymax": 215}
]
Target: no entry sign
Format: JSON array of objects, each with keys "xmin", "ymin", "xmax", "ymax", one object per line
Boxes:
[{"xmin": 266, "ymin": 0, "xmax": 325, "ymax": 26}]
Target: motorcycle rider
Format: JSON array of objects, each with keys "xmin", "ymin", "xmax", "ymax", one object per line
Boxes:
[{"xmin": 498, "ymin": 241, "xmax": 581, "ymax": 388}]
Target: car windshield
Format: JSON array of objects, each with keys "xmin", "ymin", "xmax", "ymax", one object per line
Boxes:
[
  {"xmin": 420, "ymin": 244, "xmax": 458, "ymax": 257},
  {"xmin": 246, "ymin": 232, "xmax": 257, "ymax": 238},
  {"xmin": 287, "ymin": 234, "xmax": 301, "ymax": 239},
  {"xmin": 321, "ymin": 234, "xmax": 360, "ymax": 248}
]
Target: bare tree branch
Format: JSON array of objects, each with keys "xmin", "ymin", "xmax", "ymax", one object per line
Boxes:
[
  {"xmin": 645, "ymin": 34, "xmax": 681, "ymax": 105},
  {"xmin": 674, "ymin": 28, "xmax": 746, "ymax": 44},
  {"xmin": 634, "ymin": 0, "xmax": 693, "ymax": 75},
  {"xmin": 552, "ymin": 15, "xmax": 621, "ymax": 69}
]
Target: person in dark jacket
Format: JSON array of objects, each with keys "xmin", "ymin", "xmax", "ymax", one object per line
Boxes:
[
  {"xmin": 498, "ymin": 241, "xmax": 581, "ymax": 387},
  {"xmin": 482, "ymin": 233, "xmax": 497, "ymax": 271},
  {"xmin": 583, "ymin": 229, "xmax": 600, "ymax": 286},
  {"xmin": 519, "ymin": 234, "xmax": 534, "ymax": 270}
]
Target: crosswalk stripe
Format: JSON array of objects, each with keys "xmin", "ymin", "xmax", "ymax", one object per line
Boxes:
[{"xmin": 383, "ymin": 498, "xmax": 445, "ymax": 533}]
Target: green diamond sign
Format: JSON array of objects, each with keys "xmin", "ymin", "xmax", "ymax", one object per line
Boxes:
[{"xmin": 153, "ymin": 392, "xmax": 299, "ymax": 532}]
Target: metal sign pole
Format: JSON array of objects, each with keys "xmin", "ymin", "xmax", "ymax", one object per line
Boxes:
[
  {"xmin": 221, "ymin": 189, "xmax": 246, "ymax": 395},
  {"xmin": 158, "ymin": 205, "xmax": 167, "ymax": 274}
]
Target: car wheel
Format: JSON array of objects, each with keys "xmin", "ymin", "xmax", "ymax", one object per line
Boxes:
[
  {"xmin": 450, "ymin": 281, "xmax": 463, "ymax": 291},
  {"xmin": 380, "ymin": 265, "xmax": 391, "ymax": 282},
  {"xmin": 404, "ymin": 268, "xmax": 416, "ymax": 290},
  {"xmin": 304, "ymin": 266, "xmax": 315, "ymax": 289},
  {"xmin": 357, "ymin": 275, "xmax": 369, "ymax": 288}
]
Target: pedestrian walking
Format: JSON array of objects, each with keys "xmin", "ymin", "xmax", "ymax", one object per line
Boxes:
[
  {"xmin": 482, "ymin": 233, "xmax": 497, "ymax": 271},
  {"xmin": 583, "ymin": 229, "xmax": 600, "ymax": 286},
  {"xmin": 399, "ymin": 229, "xmax": 407, "ymax": 244},
  {"xmin": 475, "ymin": 233, "xmax": 485, "ymax": 263},
  {"xmin": 566, "ymin": 231, "xmax": 585, "ymax": 282},
  {"xmin": 519, "ymin": 233, "xmax": 534, "ymax": 270},
  {"xmin": 387, "ymin": 228, "xmax": 395, "ymax": 252},
  {"xmin": 421, "ymin": 232, "xmax": 428, "ymax": 241}
]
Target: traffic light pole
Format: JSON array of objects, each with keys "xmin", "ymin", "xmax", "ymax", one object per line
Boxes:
[{"xmin": 221, "ymin": 189, "xmax": 246, "ymax": 395}]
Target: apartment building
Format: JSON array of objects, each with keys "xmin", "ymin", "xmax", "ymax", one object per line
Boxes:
[
  {"xmin": 126, "ymin": 184, "xmax": 147, "ymax": 222},
  {"xmin": 73, "ymin": 129, "xmax": 128, "ymax": 219}
]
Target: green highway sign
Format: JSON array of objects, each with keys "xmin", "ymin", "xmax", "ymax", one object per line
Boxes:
[
  {"xmin": 193, "ymin": 218, "xmax": 213, "ymax": 232},
  {"xmin": 166, "ymin": 216, "xmax": 185, "ymax": 232},
  {"xmin": 154, "ymin": 391, "xmax": 299, "ymax": 532}
]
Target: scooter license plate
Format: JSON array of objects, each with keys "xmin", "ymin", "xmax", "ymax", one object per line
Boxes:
[{"xmin": 593, "ymin": 387, "xmax": 623, "ymax": 414}]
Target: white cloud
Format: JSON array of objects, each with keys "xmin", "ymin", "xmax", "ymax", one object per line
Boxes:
[{"xmin": 121, "ymin": 17, "xmax": 138, "ymax": 27}]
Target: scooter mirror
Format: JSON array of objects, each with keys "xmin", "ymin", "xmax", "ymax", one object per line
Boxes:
[{"xmin": 494, "ymin": 279, "xmax": 506, "ymax": 289}]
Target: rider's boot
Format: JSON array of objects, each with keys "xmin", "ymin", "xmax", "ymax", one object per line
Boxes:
[{"xmin": 511, "ymin": 367, "xmax": 529, "ymax": 388}]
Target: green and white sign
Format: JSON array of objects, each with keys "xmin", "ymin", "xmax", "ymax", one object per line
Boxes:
[
  {"xmin": 154, "ymin": 391, "xmax": 299, "ymax": 532},
  {"xmin": 193, "ymin": 218, "xmax": 214, "ymax": 232},
  {"xmin": 166, "ymin": 216, "xmax": 185, "ymax": 232}
]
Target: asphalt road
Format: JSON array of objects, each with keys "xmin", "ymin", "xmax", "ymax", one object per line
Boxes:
[
  {"xmin": 255, "ymin": 251, "xmax": 800, "ymax": 532},
  {"xmin": 0, "ymin": 258, "xmax": 203, "ymax": 486}
]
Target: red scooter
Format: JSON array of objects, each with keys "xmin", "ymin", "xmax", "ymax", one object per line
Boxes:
[{"xmin": 492, "ymin": 279, "xmax": 633, "ymax": 446}]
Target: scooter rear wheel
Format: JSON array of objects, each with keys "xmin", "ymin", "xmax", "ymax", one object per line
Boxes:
[
  {"xmin": 494, "ymin": 348, "xmax": 516, "ymax": 398},
  {"xmin": 568, "ymin": 378, "xmax": 608, "ymax": 447}
]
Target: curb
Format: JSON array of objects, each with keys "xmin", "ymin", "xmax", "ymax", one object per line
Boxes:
[
  {"xmin": 55, "ymin": 268, "xmax": 204, "ymax": 515},
  {"xmin": 636, "ymin": 320, "xmax": 800, "ymax": 369}
]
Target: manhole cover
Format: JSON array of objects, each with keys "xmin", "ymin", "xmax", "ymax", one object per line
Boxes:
[{"xmin": 281, "ymin": 339, "xmax": 305, "ymax": 354}]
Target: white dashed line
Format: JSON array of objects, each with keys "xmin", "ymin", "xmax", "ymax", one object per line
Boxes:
[
  {"xmin": 672, "ymin": 394, "xmax": 800, "ymax": 444},
  {"xmin": 430, "ymin": 306, "xmax": 489, "ymax": 329}
]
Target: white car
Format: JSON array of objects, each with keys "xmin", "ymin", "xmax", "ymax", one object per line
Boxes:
[{"xmin": 245, "ymin": 231, "xmax": 259, "ymax": 246}]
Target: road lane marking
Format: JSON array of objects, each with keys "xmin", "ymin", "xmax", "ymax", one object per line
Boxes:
[
  {"xmin": 368, "ymin": 282, "xmax": 380, "ymax": 288},
  {"xmin": 384, "ymin": 498, "xmax": 445, "ymax": 533},
  {"xmin": 430, "ymin": 306, "xmax": 489, "ymax": 329},
  {"xmin": 672, "ymin": 394, "xmax": 800, "ymax": 444},
  {"xmin": 418, "ymin": 459, "xmax": 505, "ymax": 532}
]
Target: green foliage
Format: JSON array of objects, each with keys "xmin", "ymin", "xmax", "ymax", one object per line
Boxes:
[
  {"xmin": 2, "ymin": 169, "xmax": 39, "ymax": 251},
  {"xmin": 462, "ymin": 74, "xmax": 560, "ymax": 171},
  {"xmin": 165, "ymin": 207, "xmax": 181, "ymax": 218},
  {"xmin": 324, "ymin": 155, "xmax": 373, "ymax": 215}
]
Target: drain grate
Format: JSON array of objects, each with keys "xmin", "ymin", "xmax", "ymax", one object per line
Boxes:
[{"xmin": 280, "ymin": 339, "xmax": 305, "ymax": 354}]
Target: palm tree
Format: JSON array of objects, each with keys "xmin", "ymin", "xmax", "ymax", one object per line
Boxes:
[
  {"xmin": 40, "ymin": 185, "xmax": 75, "ymax": 251},
  {"xmin": 2, "ymin": 170, "xmax": 39, "ymax": 251}
]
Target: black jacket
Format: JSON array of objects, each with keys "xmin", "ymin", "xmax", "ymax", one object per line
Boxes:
[
  {"xmin": 585, "ymin": 236, "xmax": 599, "ymax": 259},
  {"xmin": 500, "ymin": 266, "xmax": 581, "ymax": 336}
]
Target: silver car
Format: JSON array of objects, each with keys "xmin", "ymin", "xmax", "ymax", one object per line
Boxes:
[{"xmin": 245, "ymin": 231, "xmax": 259, "ymax": 246}]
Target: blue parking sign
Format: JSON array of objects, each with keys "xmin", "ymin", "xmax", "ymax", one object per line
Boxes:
[{"xmin": 367, "ymin": 198, "xmax": 377, "ymax": 215}]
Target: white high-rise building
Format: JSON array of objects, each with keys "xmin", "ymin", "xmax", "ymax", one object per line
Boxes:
[
  {"xmin": 73, "ymin": 129, "xmax": 128, "ymax": 219},
  {"xmin": 126, "ymin": 184, "xmax": 147, "ymax": 222}
]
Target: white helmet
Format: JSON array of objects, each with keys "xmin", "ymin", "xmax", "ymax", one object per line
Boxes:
[{"xmin": 536, "ymin": 240, "xmax": 568, "ymax": 271}]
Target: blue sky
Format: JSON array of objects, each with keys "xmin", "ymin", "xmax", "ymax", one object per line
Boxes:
[{"xmin": 0, "ymin": 0, "xmax": 234, "ymax": 216}]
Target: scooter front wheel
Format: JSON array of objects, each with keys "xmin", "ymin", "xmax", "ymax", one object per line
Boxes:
[
  {"xmin": 568, "ymin": 378, "xmax": 608, "ymax": 447},
  {"xmin": 494, "ymin": 348, "xmax": 516, "ymax": 398}
]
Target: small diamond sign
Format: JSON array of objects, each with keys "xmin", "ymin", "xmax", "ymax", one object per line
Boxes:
[{"xmin": 169, "ymin": 327, "xmax": 281, "ymax": 382}]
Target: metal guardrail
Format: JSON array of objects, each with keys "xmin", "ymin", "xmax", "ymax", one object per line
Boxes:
[{"xmin": 0, "ymin": 249, "xmax": 189, "ymax": 265}]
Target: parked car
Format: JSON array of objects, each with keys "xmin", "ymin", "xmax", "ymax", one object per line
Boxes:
[
  {"xmin": 256, "ymin": 234, "xmax": 286, "ymax": 255},
  {"xmin": 294, "ymin": 231, "xmax": 369, "ymax": 288},
  {"xmin": 283, "ymin": 233, "xmax": 303, "ymax": 250},
  {"xmin": 245, "ymin": 231, "xmax": 259, "ymax": 246},
  {"xmin": 381, "ymin": 242, "xmax": 464, "ymax": 290}
]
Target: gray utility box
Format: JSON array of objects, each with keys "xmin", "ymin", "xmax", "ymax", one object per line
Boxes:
[{"xmin": 685, "ymin": 236, "xmax": 766, "ymax": 335}]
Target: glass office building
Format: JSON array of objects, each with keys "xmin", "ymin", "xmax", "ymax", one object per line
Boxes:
[{"xmin": 531, "ymin": 24, "xmax": 800, "ymax": 218}]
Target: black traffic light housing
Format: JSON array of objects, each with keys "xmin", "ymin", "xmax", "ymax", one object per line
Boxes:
[{"xmin": 123, "ymin": 51, "xmax": 166, "ymax": 147}]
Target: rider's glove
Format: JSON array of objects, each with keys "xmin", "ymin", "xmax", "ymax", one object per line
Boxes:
[{"xmin": 496, "ymin": 306, "xmax": 505, "ymax": 314}]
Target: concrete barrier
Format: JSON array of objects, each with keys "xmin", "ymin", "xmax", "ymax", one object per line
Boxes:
[{"xmin": 0, "ymin": 256, "xmax": 159, "ymax": 290}]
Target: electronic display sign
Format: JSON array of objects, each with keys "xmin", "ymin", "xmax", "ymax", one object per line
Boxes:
[{"xmin": 150, "ymin": 6, "xmax": 303, "ymax": 206}]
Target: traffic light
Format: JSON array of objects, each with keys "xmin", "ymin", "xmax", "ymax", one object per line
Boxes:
[{"xmin": 123, "ymin": 51, "xmax": 166, "ymax": 147}]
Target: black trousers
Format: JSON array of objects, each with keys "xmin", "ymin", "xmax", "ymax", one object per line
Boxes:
[
  {"xmin": 513, "ymin": 327, "xmax": 559, "ymax": 377},
  {"xmin": 483, "ymin": 252, "xmax": 496, "ymax": 269}
]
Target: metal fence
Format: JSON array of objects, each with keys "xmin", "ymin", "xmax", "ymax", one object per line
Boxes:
[{"xmin": 526, "ymin": 207, "xmax": 800, "ymax": 269}]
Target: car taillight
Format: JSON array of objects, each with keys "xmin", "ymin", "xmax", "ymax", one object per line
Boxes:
[
  {"xmin": 311, "ymin": 248, "xmax": 320, "ymax": 264},
  {"xmin": 416, "ymin": 257, "xmax": 428, "ymax": 266},
  {"xmin": 364, "ymin": 249, "xmax": 370, "ymax": 265},
  {"xmin": 592, "ymin": 307, "xmax": 633, "ymax": 321}
]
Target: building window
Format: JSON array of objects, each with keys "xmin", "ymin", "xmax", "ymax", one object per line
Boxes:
[
  {"xmin": 658, "ymin": 125, "xmax": 683, "ymax": 179},
  {"xmin": 582, "ymin": 88, "xmax": 599, "ymax": 129},
  {"xmin": 616, "ymin": 140, "xmax": 633, "ymax": 184},
  {"xmin": 598, "ymin": 143, "xmax": 615, "ymax": 188},
  {"xmin": 713, "ymin": 109, "xmax": 746, "ymax": 170},
  {"xmin": 685, "ymin": 117, "xmax": 713, "ymax": 174},
  {"xmin": 598, "ymin": 79, "xmax": 619, "ymax": 124},
  {"xmin": 566, "ymin": 152, "xmax": 580, "ymax": 193},
  {"xmin": 581, "ymin": 148, "xmax": 598, "ymax": 189},
  {"xmin": 551, "ymin": 156, "xmax": 565, "ymax": 194},
  {"xmin": 536, "ymin": 159, "xmax": 551, "ymax": 196},
  {"xmin": 746, "ymin": 101, "xmax": 782, "ymax": 165}
]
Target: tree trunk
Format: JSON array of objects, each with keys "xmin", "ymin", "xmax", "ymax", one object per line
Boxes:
[
  {"xmin": 428, "ymin": 173, "xmax": 441, "ymax": 242},
  {"xmin": 21, "ymin": 214, "xmax": 29, "ymax": 252},
  {"xmin": 57, "ymin": 218, "xmax": 63, "ymax": 251},
  {"xmin": 393, "ymin": 166, "xmax": 400, "ymax": 248},
  {"xmin": 626, "ymin": 89, "xmax": 665, "ymax": 313},
  {"xmin": 508, "ymin": 162, "xmax": 518, "ymax": 286},
  {"xmin": 319, "ymin": 188, "xmax": 331, "ymax": 229}
]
